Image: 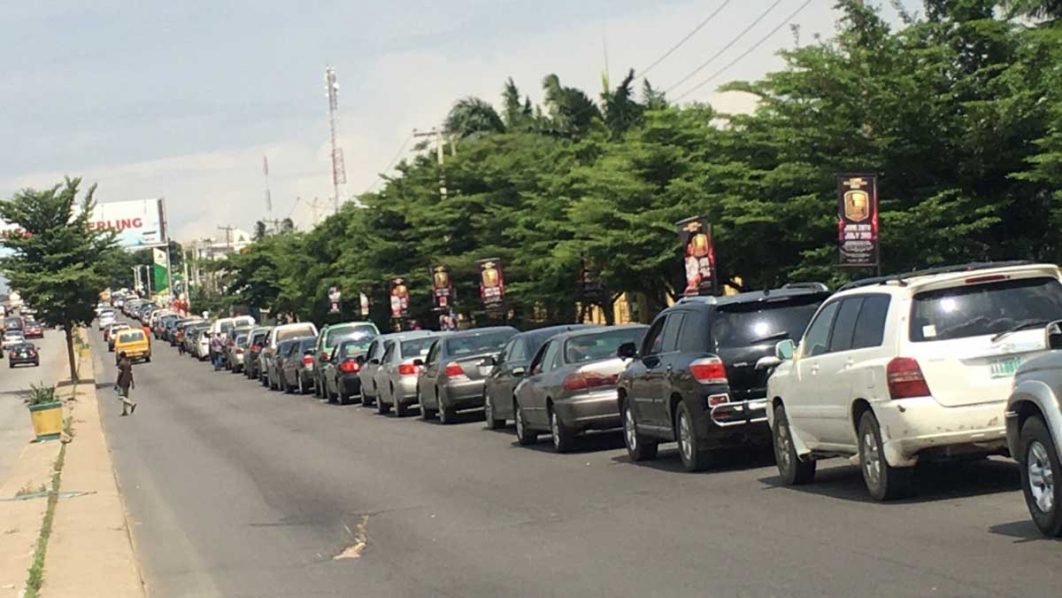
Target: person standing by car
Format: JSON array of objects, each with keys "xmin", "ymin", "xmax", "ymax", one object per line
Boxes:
[
  {"xmin": 116, "ymin": 352, "xmax": 137, "ymax": 416},
  {"xmin": 176, "ymin": 327, "xmax": 186, "ymax": 356},
  {"xmin": 210, "ymin": 333, "xmax": 225, "ymax": 370}
]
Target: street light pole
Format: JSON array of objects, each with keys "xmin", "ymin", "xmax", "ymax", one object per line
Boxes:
[{"xmin": 325, "ymin": 67, "xmax": 346, "ymax": 214}]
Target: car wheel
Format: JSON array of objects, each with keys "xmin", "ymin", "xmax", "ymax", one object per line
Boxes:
[
  {"xmin": 514, "ymin": 402, "xmax": 537, "ymax": 446},
  {"xmin": 675, "ymin": 402, "xmax": 712, "ymax": 472},
  {"xmin": 622, "ymin": 400, "xmax": 657, "ymax": 462},
  {"xmin": 419, "ymin": 391, "xmax": 435, "ymax": 420},
  {"xmin": 314, "ymin": 377, "xmax": 323, "ymax": 398},
  {"xmin": 377, "ymin": 393, "xmax": 391, "ymax": 415},
  {"xmin": 772, "ymin": 404, "xmax": 816, "ymax": 485},
  {"xmin": 438, "ymin": 389, "xmax": 455, "ymax": 425},
  {"xmin": 549, "ymin": 407, "xmax": 575, "ymax": 453},
  {"xmin": 297, "ymin": 375, "xmax": 305, "ymax": 395},
  {"xmin": 394, "ymin": 395, "xmax": 408, "ymax": 418},
  {"xmin": 260, "ymin": 373, "xmax": 269, "ymax": 387},
  {"xmin": 858, "ymin": 410, "xmax": 914, "ymax": 501},
  {"xmin": 1020, "ymin": 416, "xmax": 1062, "ymax": 537},
  {"xmin": 484, "ymin": 394, "xmax": 505, "ymax": 430}
]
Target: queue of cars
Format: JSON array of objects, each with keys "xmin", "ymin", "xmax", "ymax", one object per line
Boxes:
[
  {"xmin": 108, "ymin": 261, "xmax": 1062, "ymax": 537},
  {"xmin": 1, "ymin": 313, "xmax": 42, "ymax": 368}
]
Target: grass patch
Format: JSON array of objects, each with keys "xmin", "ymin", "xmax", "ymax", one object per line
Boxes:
[{"xmin": 23, "ymin": 443, "xmax": 66, "ymax": 598}]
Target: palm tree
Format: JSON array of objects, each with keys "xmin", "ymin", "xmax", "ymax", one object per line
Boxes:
[
  {"xmin": 542, "ymin": 73, "xmax": 601, "ymax": 138},
  {"xmin": 444, "ymin": 97, "xmax": 505, "ymax": 140}
]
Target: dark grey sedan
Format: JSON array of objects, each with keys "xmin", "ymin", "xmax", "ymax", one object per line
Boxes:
[
  {"xmin": 416, "ymin": 326, "xmax": 517, "ymax": 424},
  {"xmin": 483, "ymin": 324, "xmax": 597, "ymax": 429},
  {"xmin": 513, "ymin": 325, "xmax": 648, "ymax": 452}
]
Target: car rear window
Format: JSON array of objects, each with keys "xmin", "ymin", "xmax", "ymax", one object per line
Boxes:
[
  {"xmin": 445, "ymin": 330, "xmax": 514, "ymax": 356},
  {"xmin": 401, "ymin": 337, "xmax": 435, "ymax": 357},
  {"xmin": 338, "ymin": 339, "xmax": 373, "ymax": 358},
  {"xmin": 236, "ymin": 335, "xmax": 249, "ymax": 346},
  {"xmin": 119, "ymin": 331, "xmax": 145, "ymax": 343},
  {"xmin": 711, "ymin": 296, "xmax": 824, "ymax": 349},
  {"xmin": 564, "ymin": 328, "xmax": 645, "ymax": 364},
  {"xmin": 4, "ymin": 317, "xmax": 22, "ymax": 328},
  {"xmin": 910, "ymin": 276, "xmax": 1062, "ymax": 342},
  {"xmin": 276, "ymin": 325, "xmax": 316, "ymax": 342},
  {"xmin": 326, "ymin": 325, "xmax": 377, "ymax": 347},
  {"xmin": 298, "ymin": 338, "xmax": 316, "ymax": 351}
]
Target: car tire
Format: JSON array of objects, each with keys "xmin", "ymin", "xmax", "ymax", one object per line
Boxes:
[
  {"xmin": 419, "ymin": 391, "xmax": 435, "ymax": 420},
  {"xmin": 622, "ymin": 401, "xmax": 658, "ymax": 462},
  {"xmin": 260, "ymin": 374, "xmax": 269, "ymax": 388},
  {"xmin": 145, "ymin": 356, "xmax": 151, "ymax": 363},
  {"xmin": 377, "ymin": 394, "xmax": 391, "ymax": 415},
  {"xmin": 549, "ymin": 407, "xmax": 575, "ymax": 453},
  {"xmin": 514, "ymin": 402, "xmax": 537, "ymax": 446},
  {"xmin": 438, "ymin": 389, "xmax": 455, "ymax": 425},
  {"xmin": 284, "ymin": 377, "xmax": 295, "ymax": 394},
  {"xmin": 1020, "ymin": 416, "xmax": 1062, "ymax": 537},
  {"xmin": 314, "ymin": 377, "xmax": 323, "ymax": 398},
  {"xmin": 675, "ymin": 402, "xmax": 712, "ymax": 472},
  {"xmin": 297, "ymin": 375, "xmax": 305, "ymax": 395},
  {"xmin": 484, "ymin": 394, "xmax": 505, "ymax": 430},
  {"xmin": 772, "ymin": 404, "xmax": 816, "ymax": 485},
  {"xmin": 394, "ymin": 397, "xmax": 408, "ymax": 418},
  {"xmin": 858, "ymin": 410, "xmax": 914, "ymax": 501}
]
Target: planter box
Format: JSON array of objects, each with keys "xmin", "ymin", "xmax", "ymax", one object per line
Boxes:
[{"xmin": 28, "ymin": 401, "xmax": 63, "ymax": 441}]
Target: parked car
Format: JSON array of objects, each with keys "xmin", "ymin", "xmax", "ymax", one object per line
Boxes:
[
  {"xmin": 195, "ymin": 328, "xmax": 211, "ymax": 360},
  {"xmin": 106, "ymin": 323, "xmax": 131, "ymax": 351},
  {"xmin": 227, "ymin": 333, "xmax": 250, "ymax": 374},
  {"xmin": 260, "ymin": 322, "xmax": 319, "ymax": 389},
  {"xmin": 4, "ymin": 316, "xmax": 24, "ymax": 332},
  {"xmin": 513, "ymin": 325, "xmax": 648, "ymax": 452},
  {"xmin": 483, "ymin": 324, "xmax": 596, "ymax": 429},
  {"xmin": 8, "ymin": 342, "xmax": 38, "ymax": 367},
  {"xmin": 114, "ymin": 328, "xmax": 151, "ymax": 364},
  {"xmin": 312, "ymin": 321, "xmax": 379, "ymax": 398},
  {"xmin": 416, "ymin": 326, "xmax": 518, "ymax": 424},
  {"xmin": 23, "ymin": 319, "xmax": 43, "ymax": 339},
  {"xmin": 618, "ymin": 283, "xmax": 830, "ymax": 472},
  {"xmin": 269, "ymin": 338, "xmax": 301, "ymax": 391},
  {"xmin": 768, "ymin": 262, "xmax": 1062, "ymax": 500},
  {"xmin": 184, "ymin": 323, "xmax": 210, "ymax": 355},
  {"xmin": 225, "ymin": 326, "xmax": 253, "ymax": 370},
  {"xmin": 98, "ymin": 311, "xmax": 115, "ymax": 330},
  {"xmin": 321, "ymin": 339, "xmax": 370, "ymax": 404},
  {"xmin": 279, "ymin": 336, "xmax": 318, "ymax": 394},
  {"xmin": 1007, "ymin": 322, "xmax": 1062, "ymax": 536},
  {"xmin": 1, "ymin": 330, "xmax": 25, "ymax": 351},
  {"xmin": 358, "ymin": 337, "xmax": 389, "ymax": 406},
  {"xmin": 372, "ymin": 332, "xmax": 443, "ymax": 415},
  {"xmin": 243, "ymin": 327, "xmax": 272, "ymax": 380}
]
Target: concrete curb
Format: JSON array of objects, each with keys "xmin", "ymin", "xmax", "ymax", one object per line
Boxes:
[{"xmin": 40, "ymin": 330, "xmax": 145, "ymax": 597}]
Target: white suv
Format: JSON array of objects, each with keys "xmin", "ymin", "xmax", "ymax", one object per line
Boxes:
[{"xmin": 766, "ymin": 262, "xmax": 1062, "ymax": 500}]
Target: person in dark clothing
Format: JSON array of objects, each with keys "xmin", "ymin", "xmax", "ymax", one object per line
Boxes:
[{"xmin": 116, "ymin": 352, "xmax": 137, "ymax": 416}]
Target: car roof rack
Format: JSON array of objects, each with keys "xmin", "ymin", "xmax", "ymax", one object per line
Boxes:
[
  {"xmin": 781, "ymin": 282, "xmax": 830, "ymax": 292},
  {"xmin": 838, "ymin": 260, "xmax": 1035, "ymax": 292}
]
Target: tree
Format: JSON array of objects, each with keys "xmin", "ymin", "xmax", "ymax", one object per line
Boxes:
[
  {"xmin": 0, "ymin": 178, "xmax": 119, "ymax": 380},
  {"xmin": 444, "ymin": 97, "xmax": 506, "ymax": 140}
]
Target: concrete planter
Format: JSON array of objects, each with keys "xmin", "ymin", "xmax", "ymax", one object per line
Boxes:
[{"xmin": 28, "ymin": 401, "xmax": 63, "ymax": 441}]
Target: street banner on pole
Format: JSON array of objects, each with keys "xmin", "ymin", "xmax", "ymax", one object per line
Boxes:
[
  {"xmin": 152, "ymin": 247, "xmax": 169, "ymax": 293},
  {"xmin": 837, "ymin": 174, "xmax": 879, "ymax": 268},
  {"xmin": 431, "ymin": 265, "xmax": 452, "ymax": 309},
  {"xmin": 478, "ymin": 259, "xmax": 504, "ymax": 309},
  {"xmin": 676, "ymin": 216, "xmax": 716, "ymax": 296},
  {"xmin": 389, "ymin": 278, "xmax": 409, "ymax": 319},
  {"xmin": 359, "ymin": 292, "xmax": 370, "ymax": 317},
  {"xmin": 328, "ymin": 286, "xmax": 342, "ymax": 314}
]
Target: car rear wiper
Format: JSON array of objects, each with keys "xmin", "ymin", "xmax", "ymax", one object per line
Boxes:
[
  {"xmin": 991, "ymin": 319, "xmax": 1049, "ymax": 343},
  {"xmin": 748, "ymin": 331, "xmax": 790, "ymax": 345}
]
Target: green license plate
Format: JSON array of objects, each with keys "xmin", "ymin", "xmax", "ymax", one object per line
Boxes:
[{"xmin": 990, "ymin": 356, "xmax": 1023, "ymax": 379}]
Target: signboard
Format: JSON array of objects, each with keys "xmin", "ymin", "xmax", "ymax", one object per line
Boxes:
[
  {"xmin": 479, "ymin": 258, "xmax": 505, "ymax": 308},
  {"xmin": 389, "ymin": 278, "xmax": 409, "ymax": 319},
  {"xmin": 359, "ymin": 292, "xmax": 370, "ymax": 317},
  {"xmin": 431, "ymin": 265, "xmax": 453, "ymax": 309},
  {"xmin": 676, "ymin": 216, "xmax": 716, "ymax": 296},
  {"xmin": 837, "ymin": 174, "xmax": 879, "ymax": 268},
  {"xmin": 328, "ymin": 286, "xmax": 342, "ymax": 314},
  {"xmin": 151, "ymin": 247, "xmax": 170, "ymax": 293},
  {"xmin": 90, "ymin": 198, "xmax": 167, "ymax": 248}
]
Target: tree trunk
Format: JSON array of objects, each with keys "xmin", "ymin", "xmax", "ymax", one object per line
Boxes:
[{"xmin": 63, "ymin": 324, "xmax": 78, "ymax": 382}]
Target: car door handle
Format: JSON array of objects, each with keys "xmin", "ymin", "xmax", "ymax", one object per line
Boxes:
[
  {"xmin": 810, "ymin": 364, "xmax": 820, "ymax": 374},
  {"xmin": 844, "ymin": 359, "xmax": 855, "ymax": 369}
]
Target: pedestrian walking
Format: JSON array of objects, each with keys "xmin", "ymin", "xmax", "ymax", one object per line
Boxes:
[
  {"xmin": 210, "ymin": 333, "xmax": 225, "ymax": 370},
  {"xmin": 176, "ymin": 328, "xmax": 186, "ymax": 356},
  {"xmin": 116, "ymin": 352, "xmax": 137, "ymax": 416}
]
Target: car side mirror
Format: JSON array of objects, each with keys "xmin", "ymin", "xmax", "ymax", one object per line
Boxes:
[
  {"xmin": 479, "ymin": 356, "xmax": 497, "ymax": 367},
  {"xmin": 412, "ymin": 358, "xmax": 424, "ymax": 367},
  {"xmin": 369, "ymin": 358, "xmax": 380, "ymax": 365},
  {"xmin": 617, "ymin": 342, "xmax": 638, "ymax": 360},
  {"xmin": 1047, "ymin": 321, "xmax": 1062, "ymax": 351},
  {"xmin": 511, "ymin": 366, "xmax": 526, "ymax": 377},
  {"xmin": 775, "ymin": 339, "xmax": 796, "ymax": 361},
  {"xmin": 354, "ymin": 355, "xmax": 366, "ymax": 365},
  {"xmin": 755, "ymin": 356, "xmax": 781, "ymax": 370}
]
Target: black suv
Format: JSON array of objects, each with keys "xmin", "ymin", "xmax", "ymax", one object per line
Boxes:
[{"xmin": 616, "ymin": 284, "xmax": 830, "ymax": 471}]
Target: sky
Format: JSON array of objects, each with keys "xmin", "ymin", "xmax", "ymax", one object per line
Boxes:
[{"xmin": 0, "ymin": 0, "xmax": 913, "ymax": 242}]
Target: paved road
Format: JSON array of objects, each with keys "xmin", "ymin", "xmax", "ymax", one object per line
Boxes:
[
  {"xmin": 0, "ymin": 329, "xmax": 67, "ymax": 484},
  {"xmin": 94, "ymin": 327, "xmax": 1062, "ymax": 598}
]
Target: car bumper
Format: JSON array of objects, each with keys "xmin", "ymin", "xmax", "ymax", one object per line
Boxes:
[
  {"xmin": 393, "ymin": 376, "xmax": 419, "ymax": 405},
  {"xmin": 554, "ymin": 389, "xmax": 621, "ymax": 430},
  {"xmin": 120, "ymin": 350, "xmax": 151, "ymax": 361},
  {"xmin": 339, "ymin": 374, "xmax": 361, "ymax": 396},
  {"xmin": 444, "ymin": 378, "xmax": 487, "ymax": 407},
  {"xmin": 875, "ymin": 398, "xmax": 1008, "ymax": 467},
  {"xmin": 690, "ymin": 391, "xmax": 772, "ymax": 449},
  {"xmin": 9, "ymin": 357, "xmax": 37, "ymax": 365}
]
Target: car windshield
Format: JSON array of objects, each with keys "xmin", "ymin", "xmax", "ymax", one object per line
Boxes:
[
  {"xmin": 564, "ymin": 328, "xmax": 644, "ymax": 363},
  {"xmin": 444, "ymin": 331, "xmax": 513, "ymax": 356},
  {"xmin": 251, "ymin": 333, "xmax": 269, "ymax": 345},
  {"xmin": 326, "ymin": 325, "xmax": 376, "ymax": 347},
  {"xmin": 711, "ymin": 296, "xmax": 824, "ymax": 349},
  {"xmin": 910, "ymin": 276, "xmax": 1062, "ymax": 342},
  {"xmin": 276, "ymin": 325, "xmax": 316, "ymax": 342},
  {"xmin": 12, "ymin": 343, "xmax": 33, "ymax": 350},
  {"xmin": 401, "ymin": 337, "xmax": 435, "ymax": 357}
]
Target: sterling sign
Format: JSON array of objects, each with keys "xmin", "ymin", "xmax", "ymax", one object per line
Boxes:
[{"xmin": 0, "ymin": 197, "xmax": 167, "ymax": 249}]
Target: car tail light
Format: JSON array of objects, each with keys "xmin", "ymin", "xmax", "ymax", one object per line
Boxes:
[
  {"xmin": 887, "ymin": 357, "xmax": 931, "ymax": 399},
  {"xmin": 689, "ymin": 357, "xmax": 728, "ymax": 384},
  {"xmin": 398, "ymin": 362, "xmax": 421, "ymax": 376},
  {"xmin": 444, "ymin": 362, "xmax": 466, "ymax": 378},
  {"xmin": 562, "ymin": 371, "xmax": 618, "ymax": 391},
  {"xmin": 338, "ymin": 359, "xmax": 361, "ymax": 374},
  {"xmin": 707, "ymin": 393, "xmax": 729, "ymax": 407},
  {"xmin": 964, "ymin": 274, "xmax": 1007, "ymax": 285},
  {"xmin": 302, "ymin": 355, "xmax": 314, "ymax": 366}
]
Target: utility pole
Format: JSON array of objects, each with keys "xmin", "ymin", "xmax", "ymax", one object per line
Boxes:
[
  {"xmin": 325, "ymin": 67, "xmax": 346, "ymax": 215},
  {"xmin": 217, "ymin": 225, "xmax": 236, "ymax": 252},
  {"xmin": 305, "ymin": 197, "xmax": 324, "ymax": 226},
  {"xmin": 263, "ymin": 155, "xmax": 273, "ymax": 224},
  {"xmin": 413, "ymin": 127, "xmax": 448, "ymax": 199}
]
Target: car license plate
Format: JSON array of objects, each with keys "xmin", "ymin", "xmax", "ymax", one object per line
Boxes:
[{"xmin": 990, "ymin": 355, "xmax": 1024, "ymax": 379}]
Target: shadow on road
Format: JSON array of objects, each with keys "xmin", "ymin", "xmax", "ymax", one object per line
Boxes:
[
  {"xmin": 988, "ymin": 519, "xmax": 1058, "ymax": 543},
  {"xmin": 607, "ymin": 445, "xmax": 776, "ymax": 474},
  {"xmin": 516, "ymin": 430, "xmax": 627, "ymax": 455},
  {"xmin": 757, "ymin": 458, "xmax": 1022, "ymax": 504}
]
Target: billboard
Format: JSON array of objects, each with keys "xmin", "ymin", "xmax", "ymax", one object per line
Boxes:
[
  {"xmin": 676, "ymin": 216, "xmax": 716, "ymax": 296},
  {"xmin": 389, "ymin": 278, "xmax": 409, "ymax": 319},
  {"xmin": 431, "ymin": 265, "xmax": 452, "ymax": 309},
  {"xmin": 89, "ymin": 198, "xmax": 167, "ymax": 248},
  {"xmin": 478, "ymin": 258, "xmax": 505, "ymax": 308},
  {"xmin": 837, "ymin": 174, "xmax": 879, "ymax": 268},
  {"xmin": 152, "ymin": 247, "xmax": 170, "ymax": 293}
]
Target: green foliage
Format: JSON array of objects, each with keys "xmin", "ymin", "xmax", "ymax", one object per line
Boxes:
[
  {"xmin": 22, "ymin": 382, "xmax": 58, "ymax": 407},
  {"xmin": 216, "ymin": 3, "xmax": 1061, "ymax": 328}
]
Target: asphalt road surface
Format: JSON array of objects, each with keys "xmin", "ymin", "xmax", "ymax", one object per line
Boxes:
[
  {"xmin": 94, "ymin": 327, "xmax": 1062, "ymax": 598},
  {"xmin": 0, "ymin": 330, "xmax": 66, "ymax": 484}
]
